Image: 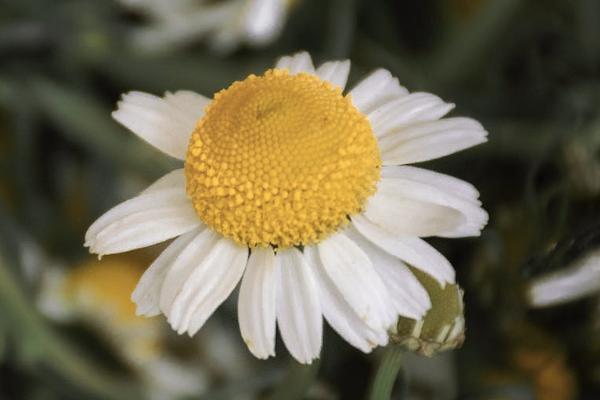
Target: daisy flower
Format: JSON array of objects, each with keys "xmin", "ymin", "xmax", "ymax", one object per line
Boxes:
[
  {"xmin": 118, "ymin": 0, "xmax": 296, "ymax": 53},
  {"xmin": 85, "ymin": 52, "xmax": 488, "ymax": 364}
]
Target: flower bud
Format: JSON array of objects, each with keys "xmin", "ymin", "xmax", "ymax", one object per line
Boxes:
[{"xmin": 391, "ymin": 269, "xmax": 465, "ymax": 357}]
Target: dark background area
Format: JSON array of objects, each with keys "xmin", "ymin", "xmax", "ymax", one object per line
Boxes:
[{"xmin": 1, "ymin": 0, "xmax": 599, "ymax": 399}]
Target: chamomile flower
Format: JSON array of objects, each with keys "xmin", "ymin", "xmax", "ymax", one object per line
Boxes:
[
  {"xmin": 85, "ymin": 52, "xmax": 488, "ymax": 364},
  {"xmin": 119, "ymin": 0, "xmax": 296, "ymax": 53}
]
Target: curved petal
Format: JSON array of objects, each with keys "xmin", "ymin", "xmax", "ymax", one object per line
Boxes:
[
  {"xmin": 275, "ymin": 52, "xmax": 315, "ymax": 74},
  {"xmin": 159, "ymin": 229, "xmax": 220, "ymax": 314},
  {"xmin": 369, "ymin": 93, "xmax": 454, "ymax": 138},
  {"xmin": 351, "ymin": 215, "xmax": 455, "ymax": 285},
  {"xmin": 363, "ymin": 186, "xmax": 465, "ymax": 238},
  {"xmin": 528, "ymin": 250, "xmax": 600, "ymax": 308},
  {"xmin": 142, "ymin": 168, "xmax": 186, "ymax": 194},
  {"xmin": 376, "ymin": 174, "xmax": 488, "ymax": 238},
  {"xmin": 379, "ymin": 117, "xmax": 488, "ymax": 164},
  {"xmin": 381, "ymin": 165, "xmax": 480, "ymax": 202},
  {"xmin": 238, "ymin": 247, "xmax": 278, "ymax": 359},
  {"xmin": 349, "ymin": 69, "xmax": 408, "ymax": 115},
  {"xmin": 304, "ymin": 246, "xmax": 388, "ymax": 353},
  {"xmin": 276, "ymin": 248, "xmax": 322, "ymax": 364},
  {"xmin": 317, "ymin": 232, "xmax": 397, "ymax": 331},
  {"xmin": 112, "ymin": 90, "xmax": 210, "ymax": 159},
  {"xmin": 316, "ymin": 60, "xmax": 351, "ymax": 90},
  {"xmin": 167, "ymin": 237, "xmax": 248, "ymax": 335},
  {"xmin": 344, "ymin": 227, "xmax": 431, "ymax": 319},
  {"xmin": 85, "ymin": 172, "xmax": 201, "ymax": 256},
  {"xmin": 132, "ymin": 227, "xmax": 203, "ymax": 317}
]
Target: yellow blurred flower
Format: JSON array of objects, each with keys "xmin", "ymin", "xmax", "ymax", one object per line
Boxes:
[
  {"xmin": 64, "ymin": 255, "xmax": 162, "ymax": 360},
  {"xmin": 38, "ymin": 253, "xmax": 208, "ymax": 399}
]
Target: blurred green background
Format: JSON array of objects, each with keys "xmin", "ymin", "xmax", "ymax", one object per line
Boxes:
[{"xmin": 1, "ymin": 0, "xmax": 600, "ymax": 399}]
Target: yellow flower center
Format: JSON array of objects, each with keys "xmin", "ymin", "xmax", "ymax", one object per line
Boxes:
[{"xmin": 185, "ymin": 69, "xmax": 380, "ymax": 248}]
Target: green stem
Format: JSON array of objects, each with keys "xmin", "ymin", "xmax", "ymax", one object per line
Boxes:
[{"xmin": 368, "ymin": 346, "xmax": 404, "ymax": 400}]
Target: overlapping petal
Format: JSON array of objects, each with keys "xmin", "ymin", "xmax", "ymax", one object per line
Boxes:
[
  {"xmin": 315, "ymin": 60, "xmax": 351, "ymax": 90},
  {"xmin": 304, "ymin": 246, "xmax": 388, "ymax": 353},
  {"xmin": 276, "ymin": 248, "xmax": 322, "ymax": 364},
  {"xmin": 275, "ymin": 51, "xmax": 315, "ymax": 74},
  {"xmin": 379, "ymin": 117, "xmax": 488, "ymax": 164},
  {"xmin": 317, "ymin": 232, "xmax": 397, "ymax": 331},
  {"xmin": 238, "ymin": 247, "xmax": 278, "ymax": 359},
  {"xmin": 352, "ymin": 215, "xmax": 455, "ymax": 285},
  {"xmin": 84, "ymin": 170, "xmax": 201, "ymax": 256},
  {"xmin": 350, "ymin": 69, "xmax": 409, "ymax": 114},
  {"xmin": 112, "ymin": 90, "xmax": 209, "ymax": 159}
]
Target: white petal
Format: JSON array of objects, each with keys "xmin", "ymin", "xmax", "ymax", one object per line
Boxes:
[
  {"xmin": 344, "ymin": 227, "xmax": 431, "ymax": 319},
  {"xmin": 349, "ymin": 69, "xmax": 409, "ymax": 115},
  {"xmin": 244, "ymin": 0, "xmax": 286, "ymax": 45},
  {"xmin": 86, "ymin": 170, "xmax": 186, "ymax": 242},
  {"xmin": 85, "ymin": 173, "xmax": 201, "ymax": 256},
  {"xmin": 167, "ymin": 237, "xmax": 248, "ymax": 335},
  {"xmin": 363, "ymin": 185, "xmax": 464, "ymax": 238},
  {"xmin": 159, "ymin": 229, "xmax": 220, "ymax": 314},
  {"xmin": 88, "ymin": 207, "xmax": 199, "ymax": 256},
  {"xmin": 304, "ymin": 246, "xmax": 388, "ymax": 353},
  {"xmin": 352, "ymin": 215, "xmax": 455, "ymax": 285},
  {"xmin": 317, "ymin": 233, "xmax": 397, "ymax": 330},
  {"xmin": 369, "ymin": 93, "xmax": 454, "ymax": 138},
  {"xmin": 112, "ymin": 90, "xmax": 210, "ymax": 159},
  {"xmin": 132, "ymin": 227, "xmax": 202, "ymax": 317},
  {"xmin": 142, "ymin": 168, "xmax": 186, "ymax": 194},
  {"xmin": 315, "ymin": 60, "xmax": 351, "ymax": 90},
  {"xmin": 276, "ymin": 248, "xmax": 322, "ymax": 364},
  {"xmin": 275, "ymin": 52, "xmax": 315, "ymax": 74},
  {"xmin": 379, "ymin": 117, "xmax": 488, "ymax": 164},
  {"xmin": 375, "ymin": 175, "xmax": 488, "ymax": 238},
  {"xmin": 238, "ymin": 247, "xmax": 278, "ymax": 359},
  {"xmin": 381, "ymin": 165, "xmax": 480, "ymax": 202},
  {"xmin": 528, "ymin": 250, "xmax": 600, "ymax": 308}
]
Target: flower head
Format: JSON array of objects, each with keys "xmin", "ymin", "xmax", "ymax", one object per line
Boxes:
[{"xmin": 85, "ymin": 52, "xmax": 488, "ymax": 364}]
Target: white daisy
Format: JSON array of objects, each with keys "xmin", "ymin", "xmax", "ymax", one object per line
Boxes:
[
  {"xmin": 85, "ymin": 52, "xmax": 488, "ymax": 364},
  {"xmin": 119, "ymin": 0, "xmax": 295, "ymax": 53}
]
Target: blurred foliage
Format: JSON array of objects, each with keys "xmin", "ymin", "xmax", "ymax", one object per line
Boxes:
[{"xmin": 1, "ymin": 0, "xmax": 600, "ymax": 399}]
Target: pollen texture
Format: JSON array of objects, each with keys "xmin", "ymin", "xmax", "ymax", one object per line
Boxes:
[{"xmin": 185, "ymin": 69, "xmax": 380, "ymax": 248}]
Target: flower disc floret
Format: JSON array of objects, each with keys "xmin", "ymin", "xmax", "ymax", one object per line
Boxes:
[{"xmin": 185, "ymin": 68, "xmax": 380, "ymax": 248}]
